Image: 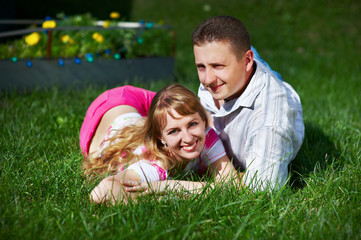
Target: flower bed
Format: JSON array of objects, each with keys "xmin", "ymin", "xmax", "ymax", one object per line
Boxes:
[{"xmin": 0, "ymin": 13, "xmax": 175, "ymax": 91}]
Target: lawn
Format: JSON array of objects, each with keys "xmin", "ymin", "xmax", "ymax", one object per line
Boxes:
[{"xmin": 1, "ymin": 0, "xmax": 360, "ymax": 239}]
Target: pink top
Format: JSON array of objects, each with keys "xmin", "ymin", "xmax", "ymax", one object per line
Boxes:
[{"xmin": 79, "ymin": 85, "xmax": 156, "ymax": 157}]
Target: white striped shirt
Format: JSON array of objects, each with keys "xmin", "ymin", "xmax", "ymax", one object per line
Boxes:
[{"xmin": 198, "ymin": 60, "xmax": 305, "ymax": 190}]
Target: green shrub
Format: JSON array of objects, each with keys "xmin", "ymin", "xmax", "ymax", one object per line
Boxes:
[{"xmin": 0, "ymin": 13, "xmax": 173, "ymax": 61}]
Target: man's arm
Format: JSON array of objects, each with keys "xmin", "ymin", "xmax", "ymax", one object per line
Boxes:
[{"xmin": 243, "ymin": 126, "xmax": 295, "ymax": 190}]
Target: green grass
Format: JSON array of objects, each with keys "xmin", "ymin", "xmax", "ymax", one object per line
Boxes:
[{"xmin": 1, "ymin": 0, "xmax": 360, "ymax": 239}]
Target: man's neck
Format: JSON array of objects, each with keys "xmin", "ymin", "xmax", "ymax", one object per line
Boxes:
[{"xmin": 214, "ymin": 99, "xmax": 224, "ymax": 109}]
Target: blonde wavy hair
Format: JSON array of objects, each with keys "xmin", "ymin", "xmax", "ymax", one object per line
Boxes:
[{"xmin": 83, "ymin": 84, "xmax": 208, "ymax": 178}]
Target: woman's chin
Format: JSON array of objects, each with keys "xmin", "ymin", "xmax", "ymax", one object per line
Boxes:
[{"xmin": 180, "ymin": 150, "xmax": 202, "ymax": 161}]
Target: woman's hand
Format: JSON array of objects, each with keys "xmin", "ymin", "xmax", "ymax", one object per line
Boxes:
[
  {"xmin": 90, "ymin": 169, "xmax": 142, "ymax": 205},
  {"xmin": 90, "ymin": 175, "xmax": 124, "ymax": 204},
  {"xmin": 120, "ymin": 180, "xmax": 151, "ymax": 193}
]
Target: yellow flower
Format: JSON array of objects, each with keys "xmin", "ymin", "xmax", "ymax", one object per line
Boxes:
[
  {"xmin": 60, "ymin": 35, "xmax": 74, "ymax": 44},
  {"xmin": 103, "ymin": 20, "xmax": 111, "ymax": 28},
  {"xmin": 42, "ymin": 20, "xmax": 56, "ymax": 29},
  {"xmin": 110, "ymin": 12, "xmax": 120, "ymax": 19},
  {"xmin": 25, "ymin": 32, "xmax": 41, "ymax": 46},
  {"xmin": 92, "ymin": 32, "xmax": 104, "ymax": 43}
]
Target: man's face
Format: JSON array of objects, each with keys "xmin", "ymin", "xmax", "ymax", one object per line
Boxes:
[{"xmin": 194, "ymin": 41, "xmax": 253, "ymax": 101}]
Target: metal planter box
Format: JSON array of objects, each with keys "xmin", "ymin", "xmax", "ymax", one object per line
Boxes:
[{"xmin": 0, "ymin": 56, "xmax": 174, "ymax": 91}]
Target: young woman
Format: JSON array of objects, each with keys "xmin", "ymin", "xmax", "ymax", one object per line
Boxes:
[{"xmin": 80, "ymin": 84, "xmax": 241, "ymax": 204}]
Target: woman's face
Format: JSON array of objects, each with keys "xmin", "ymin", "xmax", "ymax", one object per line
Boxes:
[{"xmin": 160, "ymin": 109, "xmax": 206, "ymax": 161}]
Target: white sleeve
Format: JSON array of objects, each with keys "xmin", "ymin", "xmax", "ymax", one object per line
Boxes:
[
  {"xmin": 126, "ymin": 160, "xmax": 168, "ymax": 182},
  {"xmin": 244, "ymin": 126, "xmax": 294, "ymax": 190}
]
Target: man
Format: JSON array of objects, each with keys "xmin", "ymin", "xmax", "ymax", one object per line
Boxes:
[{"xmin": 192, "ymin": 16, "xmax": 304, "ymax": 190}]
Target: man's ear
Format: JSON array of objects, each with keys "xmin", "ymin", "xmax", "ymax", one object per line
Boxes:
[{"xmin": 244, "ymin": 50, "xmax": 254, "ymax": 72}]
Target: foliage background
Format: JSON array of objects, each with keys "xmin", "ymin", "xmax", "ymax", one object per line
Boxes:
[
  {"xmin": 1, "ymin": 0, "xmax": 360, "ymax": 239},
  {"xmin": 0, "ymin": 0, "xmax": 132, "ymax": 37},
  {"xmin": 0, "ymin": 13, "xmax": 173, "ymax": 60}
]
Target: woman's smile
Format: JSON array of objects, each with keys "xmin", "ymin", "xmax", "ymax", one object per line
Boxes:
[
  {"xmin": 161, "ymin": 109, "xmax": 206, "ymax": 161},
  {"xmin": 181, "ymin": 140, "xmax": 199, "ymax": 152}
]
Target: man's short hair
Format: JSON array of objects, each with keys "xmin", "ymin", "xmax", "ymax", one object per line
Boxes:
[{"xmin": 192, "ymin": 16, "xmax": 251, "ymax": 59}]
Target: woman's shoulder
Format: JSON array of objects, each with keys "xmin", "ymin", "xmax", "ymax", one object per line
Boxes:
[{"xmin": 204, "ymin": 127, "xmax": 221, "ymax": 148}]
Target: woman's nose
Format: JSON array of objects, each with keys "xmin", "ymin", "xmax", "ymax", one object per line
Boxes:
[{"xmin": 181, "ymin": 130, "xmax": 193, "ymax": 143}]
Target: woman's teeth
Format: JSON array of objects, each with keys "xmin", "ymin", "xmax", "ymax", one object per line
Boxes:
[{"xmin": 182, "ymin": 141, "xmax": 197, "ymax": 151}]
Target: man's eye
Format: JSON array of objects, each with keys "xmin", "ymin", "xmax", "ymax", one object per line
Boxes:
[{"xmin": 197, "ymin": 66, "xmax": 205, "ymax": 71}]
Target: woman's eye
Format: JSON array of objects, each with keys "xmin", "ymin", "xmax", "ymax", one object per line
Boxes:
[
  {"xmin": 168, "ymin": 129, "xmax": 177, "ymax": 135},
  {"xmin": 190, "ymin": 122, "xmax": 199, "ymax": 127}
]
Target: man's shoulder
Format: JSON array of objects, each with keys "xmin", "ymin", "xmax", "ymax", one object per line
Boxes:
[{"xmin": 253, "ymin": 61, "xmax": 300, "ymax": 103}]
